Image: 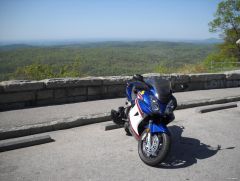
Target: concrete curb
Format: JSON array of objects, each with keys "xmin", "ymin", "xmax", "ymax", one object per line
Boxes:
[
  {"xmin": 0, "ymin": 96, "xmax": 240, "ymax": 140},
  {"xmin": 104, "ymin": 123, "xmax": 124, "ymax": 131},
  {"xmin": 0, "ymin": 112, "xmax": 111, "ymax": 140},
  {"xmin": 0, "ymin": 135, "xmax": 54, "ymax": 152},
  {"xmin": 195, "ymin": 103, "xmax": 238, "ymax": 113},
  {"xmin": 177, "ymin": 96, "xmax": 240, "ymax": 109}
]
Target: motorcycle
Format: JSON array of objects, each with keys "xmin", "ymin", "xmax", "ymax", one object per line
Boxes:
[{"xmin": 111, "ymin": 74, "xmax": 177, "ymax": 166}]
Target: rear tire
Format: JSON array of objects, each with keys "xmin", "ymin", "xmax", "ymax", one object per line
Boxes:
[
  {"xmin": 138, "ymin": 131, "xmax": 170, "ymax": 166},
  {"xmin": 124, "ymin": 122, "xmax": 132, "ymax": 136},
  {"xmin": 124, "ymin": 107, "xmax": 132, "ymax": 136}
]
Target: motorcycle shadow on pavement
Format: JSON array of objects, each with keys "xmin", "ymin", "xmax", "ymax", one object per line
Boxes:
[{"xmin": 158, "ymin": 125, "xmax": 234, "ymax": 169}]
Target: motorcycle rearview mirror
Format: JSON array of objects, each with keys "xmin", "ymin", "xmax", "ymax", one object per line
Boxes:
[
  {"xmin": 180, "ymin": 84, "xmax": 188, "ymax": 91},
  {"xmin": 171, "ymin": 84, "xmax": 188, "ymax": 93},
  {"xmin": 133, "ymin": 74, "xmax": 144, "ymax": 82}
]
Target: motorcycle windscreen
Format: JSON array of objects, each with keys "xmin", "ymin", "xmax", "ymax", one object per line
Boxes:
[{"xmin": 145, "ymin": 78, "xmax": 172, "ymax": 103}]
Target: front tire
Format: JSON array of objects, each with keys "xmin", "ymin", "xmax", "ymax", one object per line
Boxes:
[{"xmin": 138, "ymin": 131, "xmax": 170, "ymax": 166}]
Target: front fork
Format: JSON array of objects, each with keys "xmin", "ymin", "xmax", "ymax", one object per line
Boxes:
[{"xmin": 146, "ymin": 120, "xmax": 153, "ymax": 149}]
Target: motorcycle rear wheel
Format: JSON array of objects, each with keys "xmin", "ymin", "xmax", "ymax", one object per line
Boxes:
[
  {"xmin": 138, "ymin": 130, "xmax": 170, "ymax": 166},
  {"xmin": 124, "ymin": 122, "xmax": 132, "ymax": 136}
]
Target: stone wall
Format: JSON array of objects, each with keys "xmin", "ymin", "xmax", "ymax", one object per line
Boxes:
[{"xmin": 0, "ymin": 73, "xmax": 240, "ymax": 111}]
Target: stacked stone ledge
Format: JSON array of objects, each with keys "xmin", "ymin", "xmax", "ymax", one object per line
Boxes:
[{"xmin": 0, "ymin": 73, "xmax": 239, "ymax": 111}]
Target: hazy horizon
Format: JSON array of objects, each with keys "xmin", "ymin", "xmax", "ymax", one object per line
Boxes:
[{"xmin": 0, "ymin": 37, "xmax": 223, "ymax": 46}]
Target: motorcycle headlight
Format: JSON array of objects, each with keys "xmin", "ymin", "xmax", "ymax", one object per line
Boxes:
[{"xmin": 150, "ymin": 96, "xmax": 160, "ymax": 112}]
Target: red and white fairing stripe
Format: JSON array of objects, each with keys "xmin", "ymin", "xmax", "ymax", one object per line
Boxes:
[
  {"xmin": 137, "ymin": 92, "xmax": 144, "ymax": 100},
  {"xmin": 135, "ymin": 99, "xmax": 144, "ymax": 116},
  {"xmin": 129, "ymin": 98, "xmax": 145, "ymax": 139}
]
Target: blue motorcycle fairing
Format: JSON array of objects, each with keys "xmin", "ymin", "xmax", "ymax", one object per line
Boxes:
[
  {"xmin": 126, "ymin": 82, "xmax": 133, "ymax": 101},
  {"xmin": 146, "ymin": 123, "xmax": 169, "ymax": 134},
  {"xmin": 126, "ymin": 81, "xmax": 148, "ymax": 103},
  {"xmin": 126, "ymin": 81, "xmax": 169, "ymax": 115},
  {"xmin": 138, "ymin": 99, "xmax": 152, "ymax": 115},
  {"xmin": 140, "ymin": 90, "xmax": 167, "ymax": 115}
]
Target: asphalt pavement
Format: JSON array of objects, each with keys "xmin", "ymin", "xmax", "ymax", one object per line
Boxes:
[{"xmin": 0, "ymin": 105, "xmax": 239, "ymax": 181}]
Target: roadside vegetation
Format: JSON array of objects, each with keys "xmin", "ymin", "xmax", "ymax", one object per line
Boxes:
[{"xmin": 204, "ymin": 0, "xmax": 240, "ymax": 71}]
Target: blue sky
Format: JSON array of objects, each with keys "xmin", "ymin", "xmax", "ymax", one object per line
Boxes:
[{"xmin": 0, "ymin": 0, "xmax": 222, "ymax": 42}]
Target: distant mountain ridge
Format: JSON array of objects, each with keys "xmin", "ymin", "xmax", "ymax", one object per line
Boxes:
[
  {"xmin": 194, "ymin": 38, "xmax": 223, "ymax": 44},
  {"xmin": 0, "ymin": 44, "xmax": 34, "ymax": 51},
  {"xmin": 0, "ymin": 40, "xmax": 220, "ymax": 51},
  {"xmin": 0, "ymin": 38, "xmax": 223, "ymax": 47}
]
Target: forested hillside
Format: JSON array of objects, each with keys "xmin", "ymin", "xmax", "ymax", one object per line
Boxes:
[{"xmin": 0, "ymin": 41, "xmax": 216, "ymax": 80}]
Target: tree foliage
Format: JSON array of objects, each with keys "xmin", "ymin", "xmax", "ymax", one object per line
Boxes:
[
  {"xmin": 154, "ymin": 63, "xmax": 207, "ymax": 74},
  {"xmin": 14, "ymin": 58, "xmax": 82, "ymax": 80},
  {"xmin": 206, "ymin": 0, "xmax": 240, "ymax": 66},
  {"xmin": 15, "ymin": 63, "xmax": 55, "ymax": 80}
]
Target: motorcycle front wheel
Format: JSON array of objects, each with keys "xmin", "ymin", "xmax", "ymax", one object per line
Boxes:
[{"xmin": 138, "ymin": 130, "xmax": 170, "ymax": 166}]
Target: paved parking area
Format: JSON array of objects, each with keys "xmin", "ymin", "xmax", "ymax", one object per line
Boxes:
[{"xmin": 0, "ymin": 104, "xmax": 239, "ymax": 181}]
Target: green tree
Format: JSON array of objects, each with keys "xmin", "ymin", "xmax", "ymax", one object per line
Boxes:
[
  {"xmin": 59, "ymin": 58, "xmax": 82, "ymax": 77},
  {"xmin": 154, "ymin": 64, "xmax": 174, "ymax": 74},
  {"xmin": 14, "ymin": 58, "xmax": 83, "ymax": 80},
  {"xmin": 207, "ymin": 0, "xmax": 240, "ymax": 65},
  {"xmin": 15, "ymin": 63, "xmax": 55, "ymax": 80}
]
